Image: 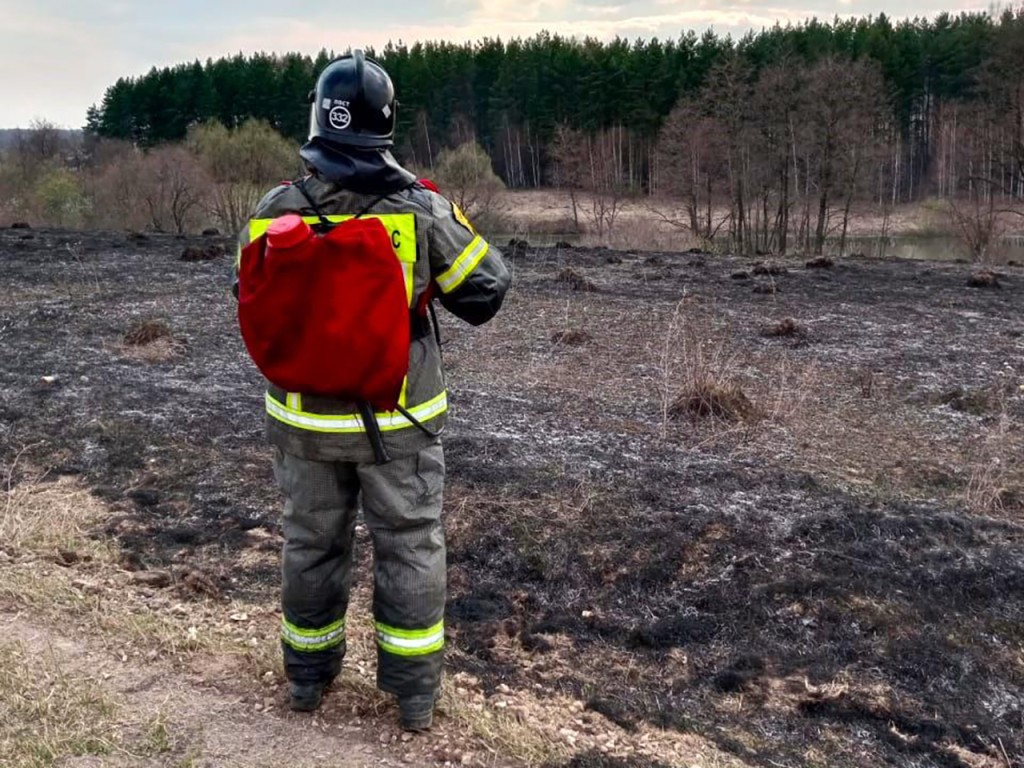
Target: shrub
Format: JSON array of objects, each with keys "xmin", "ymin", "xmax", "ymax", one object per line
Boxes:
[
  {"xmin": 188, "ymin": 120, "xmax": 301, "ymax": 233},
  {"xmin": 434, "ymin": 142, "xmax": 505, "ymax": 222},
  {"xmin": 33, "ymin": 168, "xmax": 90, "ymax": 228}
]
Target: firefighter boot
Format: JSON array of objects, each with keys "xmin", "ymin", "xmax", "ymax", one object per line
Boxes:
[
  {"xmin": 290, "ymin": 679, "xmax": 330, "ymax": 712},
  {"xmin": 398, "ymin": 692, "xmax": 436, "ymax": 731}
]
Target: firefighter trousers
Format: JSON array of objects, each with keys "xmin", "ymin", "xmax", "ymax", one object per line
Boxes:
[{"xmin": 272, "ymin": 441, "xmax": 446, "ymax": 697}]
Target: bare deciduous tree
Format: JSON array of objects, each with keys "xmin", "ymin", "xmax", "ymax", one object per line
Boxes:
[
  {"xmin": 655, "ymin": 100, "xmax": 730, "ymax": 245},
  {"xmin": 552, "ymin": 125, "xmax": 628, "ymax": 241},
  {"xmin": 138, "ymin": 147, "xmax": 209, "ymax": 233}
]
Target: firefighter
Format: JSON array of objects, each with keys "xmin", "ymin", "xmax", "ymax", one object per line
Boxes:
[{"xmin": 236, "ymin": 51, "xmax": 510, "ymax": 730}]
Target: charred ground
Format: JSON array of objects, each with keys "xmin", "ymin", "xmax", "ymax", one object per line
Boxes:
[{"xmin": 1, "ymin": 228, "xmax": 1022, "ymax": 767}]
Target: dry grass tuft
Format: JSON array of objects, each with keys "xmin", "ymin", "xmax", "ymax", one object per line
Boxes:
[
  {"xmin": 506, "ymin": 238, "xmax": 531, "ymax": 255},
  {"xmin": 0, "ymin": 640, "xmax": 120, "ymax": 767},
  {"xmin": 122, "ymin": 320, "xmax": 186, "ymax": 362},
  {"xmin": 0, "ymin": 474, "xmax": 259, "ymax": 660},
  {"xmin": 180, "ymin": 244, "xmax": 224, "ymax": 262},
  {"xmin": 124, "ymin": 319, "xmax": 173, "ymax": 346},
  {"xmin": 669, "ymin": 382, "xmax": 757, "ymax": 423},
  {"xmin": 1, "ymin": 472, "xmax": 111, "ymax": 557},
  {"xmin": 964, "ymin": 397, "xmax": 1022, "ymax": 516},
  {"xmin": 122, "ymin": 337, "xmax": 186, "ymax": 363},
  {"xmin": 551, "ymin": 329, "xmax": 592, "ymax": 346},
  {"xmin": 763, "ymin": 317, "xmax": 804, "ymax": 338},
  {"xmin": 967, "ymin": 269, "xmax": 1001, "ymax": 289},
  {"xmin": 752, "ymin": 262, "xmax": 787, "ymax": 276},
  {"xmin": 930, "ymin": 386, "xmax": 998, "ymax": 416},
  {"xmin": 555, "ymin": 267, "xmax": 597, "ymax": 292}
]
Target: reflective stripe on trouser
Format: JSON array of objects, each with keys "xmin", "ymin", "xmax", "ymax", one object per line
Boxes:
[{"xmin": 273, "ymin": 442, "xmax": 446, "ymax": 696}]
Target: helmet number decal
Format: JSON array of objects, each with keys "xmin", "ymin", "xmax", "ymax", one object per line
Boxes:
[{"xmin": 328, "ymin": 105, "xmax": 352, "ymax": 130}]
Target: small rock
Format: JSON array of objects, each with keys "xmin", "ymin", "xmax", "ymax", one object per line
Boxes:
[
  {"xmin": 496, "ymin": 683, "xmax": 511, "ymax": 695},
  {"xmin": 230, "ymin": 612, "xmax": 250, "ymax": 622},
  {"xmin": 40, "ymin": 375, "xmax": 58, "ymax": 385}
]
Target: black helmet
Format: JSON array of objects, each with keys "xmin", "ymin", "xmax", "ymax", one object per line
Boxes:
[{"xmin": 308, "ymin": 50, "xmax": 396, "ymax": 149}]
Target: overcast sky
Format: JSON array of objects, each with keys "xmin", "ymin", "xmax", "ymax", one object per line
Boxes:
[{"xmin": 0, "ymin": 1, "xmax": 991, "ymax": 129}]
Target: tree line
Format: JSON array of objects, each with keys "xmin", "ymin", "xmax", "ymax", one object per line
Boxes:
[
  {"xmin": 6, "ymin": 8, "xmax": 1021, "ymax": 255},
  {"xmin": 88, "ymin": 11, "xmax": 1023, "ymax": 199}
]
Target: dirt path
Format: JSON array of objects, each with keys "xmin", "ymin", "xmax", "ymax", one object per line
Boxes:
[{"xmin": 2, "ymin": 614, "xmax": 417, "ymax": 768}]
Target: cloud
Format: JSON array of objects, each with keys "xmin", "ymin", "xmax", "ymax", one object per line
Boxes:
[{"xmin": 0, "ymin": 0, "xmax": 1003, "ymax": 128}]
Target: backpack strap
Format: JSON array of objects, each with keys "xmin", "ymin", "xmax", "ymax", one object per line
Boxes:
[
  {"xmin": 297, "ymin": 177, "xmax": 417, "ymax": 224},
  {"xmin": 294, "ymin": 177, "xmax": 332, "ymax": 231}
]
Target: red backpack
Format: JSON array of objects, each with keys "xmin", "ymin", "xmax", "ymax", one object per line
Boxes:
[{"xmin": 237, "ymin": 210, "xmax": 410, "ymax": 411}]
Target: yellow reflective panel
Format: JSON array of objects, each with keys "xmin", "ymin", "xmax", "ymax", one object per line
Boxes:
[
  {"xmin": 247, "ymin": 213, "xmax": 417, "ymax": 264},
  {"xmin": 452, "ymin": 203, "xmax": 477, "ymax": 235}
]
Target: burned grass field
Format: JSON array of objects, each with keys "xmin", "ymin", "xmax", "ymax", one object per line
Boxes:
[{"xmin": 1, "ymin": 227, "xmax": 1023, "ymax": 768}]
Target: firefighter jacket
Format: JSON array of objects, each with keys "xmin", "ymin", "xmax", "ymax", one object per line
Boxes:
[{"xmin": 237, "ymin": 163, "xmax": 510, "ymax": 463}]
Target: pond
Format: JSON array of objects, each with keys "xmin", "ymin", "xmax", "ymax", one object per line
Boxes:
[
  {"xmin": 838, "ymin": 233, "xmax": 1024, "ymax": 263},
  {"xmin": 492, "ymin": 231, "xmax": 1024, "ymax": 263}
]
